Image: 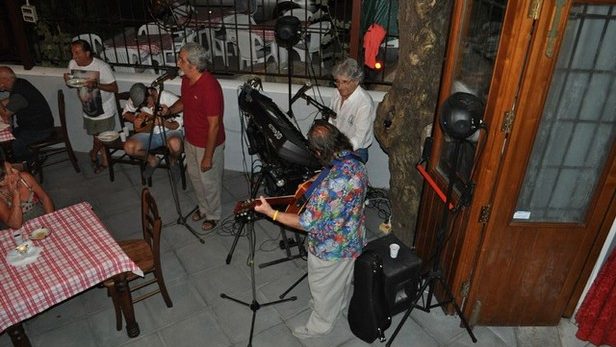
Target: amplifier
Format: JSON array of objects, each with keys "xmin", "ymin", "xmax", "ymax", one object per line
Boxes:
[{"xmin": 364, "ymin": 234, "xmax": 423, "ymax": 315}]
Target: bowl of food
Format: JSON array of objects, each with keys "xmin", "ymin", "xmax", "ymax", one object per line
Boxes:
[
  {"xmin": 31, "ymin": 227, "xmax": 50, "ymax": 240},
  {"xmin": 97, "ymin": 130, "xmax": 120, "ymax": 143}
]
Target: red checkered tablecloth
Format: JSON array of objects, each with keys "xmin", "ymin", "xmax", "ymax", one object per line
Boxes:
[
  {"xmin": 0, "ymin": 128, "xmax": 15, "ymax": 142},
  {"xmin": 0, "ymin": 202, "xmax": 142, "ymax": 332}
]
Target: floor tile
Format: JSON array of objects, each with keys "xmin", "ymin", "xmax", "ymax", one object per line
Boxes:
[{"xmin": 3, "ymin": 154, "xmax": 583, "ymax": 346}]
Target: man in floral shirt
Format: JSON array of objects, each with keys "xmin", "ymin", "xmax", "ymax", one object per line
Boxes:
[{"xmin": 255, "ymin": 120, "xmax": 368, "ymax": 338}]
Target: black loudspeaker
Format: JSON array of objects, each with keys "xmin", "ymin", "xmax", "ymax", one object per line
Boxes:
[
  {"xmin": 275, "ymin": 15, "xmax": 301, "ymax": 48},
  {"xmin": 439, "ymin": 92, "xmax": 484, "ymax": 140},
  {"xmin": 364, "ymin": 234, "xmax": 422, "ymax": 315}
]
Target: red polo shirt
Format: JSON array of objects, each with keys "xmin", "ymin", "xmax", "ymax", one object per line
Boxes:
[{"xmin": 181, "ymin": 71, "xmax": 225, "ymax": 148}]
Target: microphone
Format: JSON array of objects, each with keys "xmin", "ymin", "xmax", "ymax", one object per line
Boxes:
[
  {"xmin": 290, "ymin": 82, "xmax": 312, "ymax": 105},
  {"xmin": 321, "ymin": 105, "xmax": 337, "ymax": 119},
  {"xmin": 151, "ymin": 67, "xmax": 179, "ymax": 87}
]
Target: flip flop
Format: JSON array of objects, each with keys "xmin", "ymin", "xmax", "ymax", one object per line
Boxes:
[
  {"xmin": 202, "ymin": 219, "xmax": 218, "ymax": 231},
  {"xmin": 191, "ymin": 210, "xmax": 205, "ymax": 222}
]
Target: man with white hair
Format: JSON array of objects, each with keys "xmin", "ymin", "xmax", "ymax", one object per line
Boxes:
[
  {"xmin": 161, "ymin": 43, "xmax": 225, "ymax": 231},
  {"xmin": 329, "ymin": 57, "xmax": 376, "ymax": 163}
]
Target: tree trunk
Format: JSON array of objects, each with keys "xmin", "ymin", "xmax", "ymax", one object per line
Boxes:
[{"xmin": 374, "ymin": 0, "xmax": 453, "ymax": 246}]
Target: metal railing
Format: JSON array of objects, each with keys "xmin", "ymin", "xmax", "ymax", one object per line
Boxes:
[{"xmin": 24, "ymin": 0, "xmax": 398, "ymax": 87}]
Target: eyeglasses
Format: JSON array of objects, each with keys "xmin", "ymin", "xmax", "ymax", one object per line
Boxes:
[{"xmin": 334, "ymin": 79, "xmax": 353, "ymax": 86}]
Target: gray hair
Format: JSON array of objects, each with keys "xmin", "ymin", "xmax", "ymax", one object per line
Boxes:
[
  {"xmin": 181, "ymin": 43, "xmax": 208, "ymax": 72},
  {"xmin": 331, "ymin": 57, "xmax": 363, "ymax": 83}
]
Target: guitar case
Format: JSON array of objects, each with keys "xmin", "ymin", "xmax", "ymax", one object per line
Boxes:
[{"xmin": 348, "ymin": 249, "xmax": 391, "ymax": 343}]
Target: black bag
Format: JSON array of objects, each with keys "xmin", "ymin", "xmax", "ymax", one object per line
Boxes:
[{"xmin": 348, "ymin": 249, "xmax": 392, "ymax": 343}]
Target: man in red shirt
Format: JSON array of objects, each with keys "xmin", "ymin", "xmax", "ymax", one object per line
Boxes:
[{"xmin": 162, "ymin": 43, "xmax": 225, "ymax": 231}]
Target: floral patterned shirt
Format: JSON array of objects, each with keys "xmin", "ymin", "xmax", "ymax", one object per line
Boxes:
[{"xmin": 299, "ymin": 151, "xmax": 368, "ymax": 260}]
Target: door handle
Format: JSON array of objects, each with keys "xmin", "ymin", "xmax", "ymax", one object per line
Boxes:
[{"xmin": 546, "ymin": 0, "xmax": 566, "ymax": 57}]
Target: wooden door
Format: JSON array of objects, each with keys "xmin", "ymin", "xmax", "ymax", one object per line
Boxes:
[{"xmin": 465, "ymin": 1, "xmax": 616, "ymax": 325}]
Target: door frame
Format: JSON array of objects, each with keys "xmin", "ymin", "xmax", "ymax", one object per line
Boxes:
[{"xmin": 461, "ymin": 0, "xmax": 616, "ymax": 323}]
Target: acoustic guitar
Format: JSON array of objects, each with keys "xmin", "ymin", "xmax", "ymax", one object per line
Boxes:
[
  {"xmin": 133, "ymin": 112, "xmax": 178, "ymax": 133},
  {"xmin": 233, "ymin": 178, "xmax": 314, "ymax": 221}
]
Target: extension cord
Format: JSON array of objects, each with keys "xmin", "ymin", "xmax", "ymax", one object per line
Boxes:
[{"xmin": 379, "ymin": 222, "xmax": 391, "ymax": 234}]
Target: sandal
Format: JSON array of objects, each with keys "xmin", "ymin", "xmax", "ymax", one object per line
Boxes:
[
  {"xmin": 191, "ymin": 210, "xmax": 205, "ymax": 222},
  {"xmin": 202, "ymin": 219, "xmax": 218, "ymax": 231}
]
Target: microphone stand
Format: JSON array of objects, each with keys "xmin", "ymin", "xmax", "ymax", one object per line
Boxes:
[
  {"xmin": 296, "ymin": 93, "xmax": 336, "ymax": 121},
  {"xmin": 149, "ymin": 79, "xmax": 204, "ymax": 244}
]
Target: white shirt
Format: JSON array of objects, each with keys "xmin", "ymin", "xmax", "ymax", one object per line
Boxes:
[
  {"xmin": 68, "ymin": 57, "xmax": 117, "ymax": 120},
  {"xmin": 122, "ymin": 90, "xmax": 183, "ymax": 134},
  {"xmin": 329, "ymin": 86, "xmax": 376, "ymax": 150}
]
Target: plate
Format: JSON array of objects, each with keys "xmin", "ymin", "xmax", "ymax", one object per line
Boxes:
[
  {"xmin": 31, "ymin": 227, "xmax": 50, "ymax": 240},
  {"xmin": 66, "ymin": 77, "xmax": 87, "ymax": 88},
  {"xmin": 97, "ymin": 130, "xmax": 120, "ymax": 143},
  {"xmin": 6, "ymin": 241, "xmax": 41, "ymax": 267}
]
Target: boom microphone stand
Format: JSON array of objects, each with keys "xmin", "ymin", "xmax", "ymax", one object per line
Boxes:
[
  {"xmin": 220, "ymin": 208, "xmax": 297, "ymax": 347},
  {"xmin": 148, "ymin": 72, "xmax": 204, "ymax": 244},
  {"xmin": 386, "ymin": 139, "xmax": 477, "ymax": 346}
]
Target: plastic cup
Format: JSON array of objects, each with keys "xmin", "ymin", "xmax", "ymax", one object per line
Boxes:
[
  {"xmin": 389, "ymin": 243, "xmax": 400, "ymax": 259},
  {"xmin": 12, "ymin": 230, "xmax": 23, "ymax": 245},
  {"xmin": 120, "ymin": 132, "xmax": 127, "ymax": 142}
]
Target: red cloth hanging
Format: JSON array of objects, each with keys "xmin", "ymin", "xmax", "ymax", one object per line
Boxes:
[
  {"xmin": 575, "ymin": 248, "xmax": 616, "ymax": 346},
  {"xmin": 363, "ymin": 23, "xmax": 386, "ymax": 69}
]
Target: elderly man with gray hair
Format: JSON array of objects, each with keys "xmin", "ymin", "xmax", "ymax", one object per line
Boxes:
[
  {"xmin": 329, "ymin": 57, "xmax": 376, "ymax": 163},
  {"xmin": 161, "ymin": 43, "xmax": 225, "ymax": 231}
]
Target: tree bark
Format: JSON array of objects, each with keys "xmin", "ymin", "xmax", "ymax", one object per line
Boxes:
[{"xmin": 374, "ymin": 0, "xmax": 453, "ymax": 246}]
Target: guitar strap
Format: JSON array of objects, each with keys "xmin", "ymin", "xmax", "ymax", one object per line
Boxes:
[{"xmin": 297, "ymin": 152, "xmax": 361, "ymax": 208}]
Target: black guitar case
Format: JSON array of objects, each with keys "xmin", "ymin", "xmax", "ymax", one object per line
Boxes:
[{"xmin": 348, "ymin": 249, "xmax": 391, "ymax": 342}]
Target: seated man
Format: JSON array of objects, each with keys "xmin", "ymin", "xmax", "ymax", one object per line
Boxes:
[
  {"xmin": 122, "ymin": 83, "xmax": 183, "ymax": 178},
  {"xmin": 0, "ymin": 66, "xmax": 54, "ymax": 166}
]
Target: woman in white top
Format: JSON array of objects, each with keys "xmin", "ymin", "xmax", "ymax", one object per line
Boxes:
[{"xmin": 329, "ymin": 58, "xmax": 376, "ymax": 163}]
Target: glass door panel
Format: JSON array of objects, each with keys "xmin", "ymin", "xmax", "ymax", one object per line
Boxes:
[{"xmin": 514, "ymin": 4, "xmax": 616, "ymax": 223}]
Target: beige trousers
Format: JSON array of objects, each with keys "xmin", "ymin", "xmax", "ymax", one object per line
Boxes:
[
  {"xmin": 185, "ymin": 141, "xmax": 224, "ymax": 220},
  {"xmin": 305, "ymin": 252, "xmax": 355, "ymax": 334}
]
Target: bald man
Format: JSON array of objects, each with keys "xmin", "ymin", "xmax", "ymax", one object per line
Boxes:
[{"xmin": 0, "ymin": 66, "xmax": 54, "ymax": 165}]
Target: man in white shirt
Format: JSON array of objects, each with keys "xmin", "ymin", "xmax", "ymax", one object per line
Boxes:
[
  {"xmin": 64, "ymin": 39, "xmax": 118, "ymax": 174},
  {"xmin": 329, "ymin": 58, "xmax": 376, "ymax": 163},
  {"xmin": 122, "ymin": 83, "xmax": 183, "ymax": 178}
]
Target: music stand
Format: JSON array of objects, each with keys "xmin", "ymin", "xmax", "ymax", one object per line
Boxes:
[{"xmin": 146, "ymin": 76, "xmax": 204, "ymax": 244}]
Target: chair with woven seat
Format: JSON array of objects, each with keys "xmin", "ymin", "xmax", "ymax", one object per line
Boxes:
[
  {"xmin": 104, "ymin": 187, "xmax": 172, "ymax": 331},
  {"xmin": 28, "ymin": 90, "xmax": 80, "ymax": 183}
]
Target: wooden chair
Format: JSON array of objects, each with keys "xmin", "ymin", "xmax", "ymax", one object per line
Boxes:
[
  {"xmin": 28, "ymin": 90, "xmax": 80, "ymax": 183},
  {"xmin": 103, "ymin": 91, "xmax": 187, "ymax": 189},
  {"xmin": 104, "ymin": 188, "xmax": 173, "ymax": 331},
  {"xmin": 102, "ymin": 91, "xmax": 143, "ymax": 183}
]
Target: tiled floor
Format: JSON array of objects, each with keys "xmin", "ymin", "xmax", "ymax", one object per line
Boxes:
[{"xmin": 0, "ymin": 153, "xmax": 592, "ymax": 347}]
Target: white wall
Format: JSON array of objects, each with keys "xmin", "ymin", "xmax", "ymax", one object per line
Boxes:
[{"xmin": 8, "ymin": 65, "xmax": 391, "ymax": 188}]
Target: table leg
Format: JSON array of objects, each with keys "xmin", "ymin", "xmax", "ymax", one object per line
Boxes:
[
  {"xmin": 6, "ymin": 323, "xmax": 31, "ymax": 347},
  {"xmin": 114, "ymin": 275, "xmax": 140, "ymax": 338}
]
